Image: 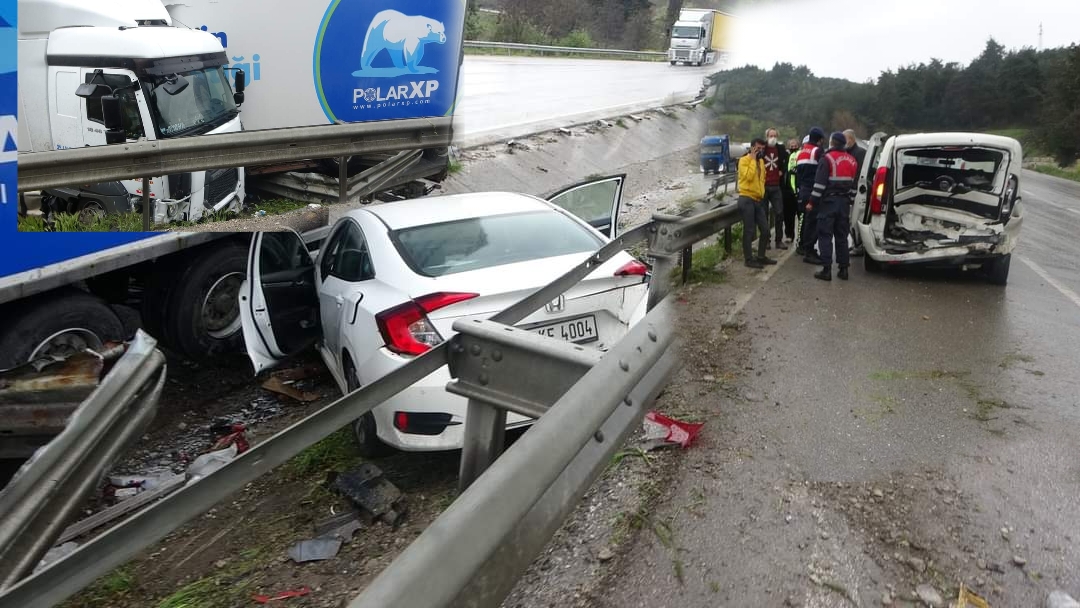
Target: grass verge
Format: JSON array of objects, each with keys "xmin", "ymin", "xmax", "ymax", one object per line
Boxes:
[{"xmin": 1030, "ymin": 162, "xmax": 1080, "ymax": 183}]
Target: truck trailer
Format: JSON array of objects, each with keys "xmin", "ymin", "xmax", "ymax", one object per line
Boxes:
[
  {"xmin": 667, "ymin": 9, "xmax": 734, "ymax": 67},
  {"xmin": 160, "ymin": 0, "xmax": 467, "ymax": 204},
  {"xmin": 17, "ymin": 0, "xmax": 247, "ymax": 224}
]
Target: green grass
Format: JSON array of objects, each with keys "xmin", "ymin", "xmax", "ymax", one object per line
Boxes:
[
  {"xmin": 18, "ymin": 211, "xmax": 164, "ymax": 232},
  {"xmin": 154, "ymin": 548, "xmax": 268, "ymax": 608},
  {"xmin": 284, "ymin": 427, "xmax": 360, "ymax": 478},
  {"xmin": 64, "ymin": 568, "xmax": 137, "ymax": 608},
  {"xmin": 1031, "ymin": 162, "xmax": 1080, "ymax": 183},
  {"xmin": 248, "ymin": 198, "xmax": 309, "ymax": 216},
  {"xmin": 447, "ymin": 159, "xmax": 464, "ymax": 174},
  {"xmin": 986, "ymin": 127, "xmax": 1047, "ymax": 158}
]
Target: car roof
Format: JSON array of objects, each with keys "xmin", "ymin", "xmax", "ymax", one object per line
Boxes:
[
  {"xmin": 892, "ymin": 132, "xmax": 1022, "ymax": 156},
  {"xmin": 349, "ymin": 191, "xmax": 554, "ymax": 230}
]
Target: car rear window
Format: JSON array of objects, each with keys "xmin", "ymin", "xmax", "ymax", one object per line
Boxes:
[
  {"xmin": 897, "ymin": 147, "xmax": 1007, "ymax": 194},
  {"xmin": 391, "ymin": 210, "xmax": 604, "ymax": 277}
]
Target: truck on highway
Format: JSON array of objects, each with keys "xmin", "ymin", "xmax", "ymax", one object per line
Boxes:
[
  {"xmin": 160, "ymin": 0, "xmax": 466, "ymax": 204},
  {"xmin": 667, "ymin": 9, "xmax": 733, "ymax": 67},
  {"xmin": 17, "ymin": 0, "xmax": 247, "ymax": 224}
]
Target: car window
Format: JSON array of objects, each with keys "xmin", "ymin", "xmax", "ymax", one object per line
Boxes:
[
  {"xmin": 320, "ymin": 221, "xmax": 375, "ymax": 282},
  {"xmin": 547, "ymin": 178, "xmax": 620, "ymax": 230},
  {"xmin": 896, "ymin": 147, "xmax": 1007, "ymax": 193},
  {"xmin": 260, "ymin": 232, "xmax": 312, "ymax": 275},
  {"xmin": 391, "ymin": 210, "xmax": 603, "ymax": 277}
]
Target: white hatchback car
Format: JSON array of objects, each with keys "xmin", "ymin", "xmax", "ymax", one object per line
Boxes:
[
  {"xmin": 238, "ymin": 175, "xmax": 649, "ymax": 455},
  {"xmin": 852, "ymin": 133, "xmax": 1023, "ymax": 285}
]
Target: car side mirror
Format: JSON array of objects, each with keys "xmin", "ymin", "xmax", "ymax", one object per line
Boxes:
[{"xmin": 100, "ymin": 95, "xmax": 126, "ymax": 144}]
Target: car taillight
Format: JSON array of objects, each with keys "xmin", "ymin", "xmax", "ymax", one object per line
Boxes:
[
  {"xmin": 376, "ymin": 292, "xmax": 478, "ymax": 356},
  {"xmin": 615, "ymin": 260, "xmax": 648, "ymax": 276},
  {"xmin": 869, "ymin": 166, "xmax": 888, "ymax": 215}
]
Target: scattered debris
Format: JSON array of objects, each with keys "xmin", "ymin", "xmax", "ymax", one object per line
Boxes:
[
  {"xmin": 905, "ymin": 555, "xmax": 927, "ymax": 573},
  {"xmin": 211, "ymin": 423, "xmax": 251, "ymax": 453},
  {"xmin": 186, "ymin": 443, "xmax": 238, "ymax": 483},
  {"xmin": 314, "ymin": 511, "xmax": 363, "ymax": 542},
  {"xmin": 1047, "ymin": 590, "xmax": 1080, "ymax": 608},
  {"xmin": 1012, "ymin": 555, "xmax": 1027, "ymax": 567},
  {"xmin": 272, "ymin": 364, "xmax": 326, "ymax": 382},
  {"xmin": 957, "ymin": 584, "xmax": 990, "ymax": 608},
  {"xmin": 57, "ymin": 473, "xmax": 186, "ymax": 544},
  {"xmin": 597, "ymin": 120, "xmax": 613, "ymax": 128},
  {"xmin": 597, "ymin": 547, "xmax": 615, "ymax": 562},
  {"xmin": 288, "ymin": 537, "xmax": 342, "ymax": 563},
  {"xmin": 922, "ymin": 315, "xmax": 931, "ymax": 321},
  {"xmin": 536, "ymin": 166, "xmax": 549, "ymax": 173},
  {"xmin": 628, "ymin": 114, "xmax": 644, "ymax": 121},
  {"xmin": 642, "ymin": 411, "xmax": 704, "ymax": 448},
  {"xmin": 332, "ymin": 464, "xmax": 407, "ymax": 526},
  {"xmin": 113, "ymin": 487, "xmax": 139, "ymax": 500},
  {"xmin": 557, "ymin": 127, "xmax": 572, "ymax": 136},
  {"xmin": 261, "ymin": 376, "xmax": 320, "ymax": 403},
  {"xmin": 252, "ymin": 587, "xmax": 311, "ymax": 604},
  {"xmin": 916, "ymin": 583, "xmax": 944, "ymax": 607}
]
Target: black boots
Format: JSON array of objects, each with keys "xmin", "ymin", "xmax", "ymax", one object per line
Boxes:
[
  {"xmin": 814, "ymin": 266, "xmax": 831, "ymax": 281},
  {"xmin": 745, "ymin": 258, "xmax": 764, "ymax": 269},
  {"xmin": 803, "ymin": 253, "xmax": 823, "ymax": 265},
  {"xmin": 838, "ymin": 266, "xmax": 849, "ymax": 281},
  {"xmin": 759, "ymin": 257, "xmax": 778, "ymax": 265}
]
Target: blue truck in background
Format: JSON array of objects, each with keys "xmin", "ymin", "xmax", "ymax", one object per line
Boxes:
[{"xmin": 699, "ymin": 134, "xmax": 731, "ymax": 175}]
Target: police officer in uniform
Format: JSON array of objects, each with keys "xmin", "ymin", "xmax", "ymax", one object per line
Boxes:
[
  {"xmin": 806, "ymin": 131, "xmax": 859, "ymax": 281},
  {"xmin": 795, "ymin": 127, "xmax": 826, "ymax": 264}
]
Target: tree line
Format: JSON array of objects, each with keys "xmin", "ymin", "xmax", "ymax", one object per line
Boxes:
[{"xmin": 705, "ymin": 39, "xmax": 1080, "ymax": 166}]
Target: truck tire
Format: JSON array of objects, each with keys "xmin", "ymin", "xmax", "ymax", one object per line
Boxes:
[
  {"xmin": 985, "ymin": 254, "xmax": 1011, "ymax": 286},
  {"xmin": 0, "ymin": 288, "xmax": 125, "ymax": 369},
  {"xmin": 670, "ymin": 61, "xmax": 677, "ymax": 66},
  {"xmin": 163, "ymin": 240, "xmax": 249, "ymax": 360}
]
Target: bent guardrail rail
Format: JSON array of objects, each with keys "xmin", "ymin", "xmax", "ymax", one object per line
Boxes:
[
  {"xmin": 0, "ymin": 331, "xmax": 166, "ymax": 591},
  {"xmin": 0, "ymin": 174, "xmax": 744, "ymax": 608}
]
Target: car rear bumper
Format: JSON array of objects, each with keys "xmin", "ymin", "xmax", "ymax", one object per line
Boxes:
[{"xmin": 857, "ymin": 223, "xmax": 1014, "ymax": 267}]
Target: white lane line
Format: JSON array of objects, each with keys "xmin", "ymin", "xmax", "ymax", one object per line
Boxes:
[{"xmin": 1017, "ymin": 255, "xmax": 1080, "ymax": 311}]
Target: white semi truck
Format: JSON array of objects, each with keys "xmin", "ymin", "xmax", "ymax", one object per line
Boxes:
[
  {"xmin": 17, "ymin": 0, "xmax": 247, "ymax": 223},
  {"xmin": 667, "ymin": 8, "xmax": 733, "ymax": 67}
]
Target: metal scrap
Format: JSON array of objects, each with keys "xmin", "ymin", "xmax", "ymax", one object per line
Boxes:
[
  {"xmin": 260, "ymin": 376, "xmax": 320, "ymax": 403},
  {"xmin": 332, "ymin": 464, "xmax": 406, "ymax": 526},
  {"xmin": 287, "ymin": 538, "xmax": 342, "ymax": 563}
]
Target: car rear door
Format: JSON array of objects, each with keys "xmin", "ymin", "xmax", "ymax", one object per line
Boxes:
[
  {"xmin": 239, "ymin": 231, "xmax": 322, "ymax": 374},
  {"xmin": 545, "ymin": 174, "xmax": 626, "ymax": 239},
  {"xmin": 852, "ymin": 132, "xmax": 886, "ymax": 231}
]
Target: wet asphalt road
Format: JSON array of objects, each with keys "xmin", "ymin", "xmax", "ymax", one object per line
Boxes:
[{"xmin": 593, "ymin": 171, "xmax": 1080, "ymax": 606}]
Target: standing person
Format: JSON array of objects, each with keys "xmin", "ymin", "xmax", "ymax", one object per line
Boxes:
[
  {"xmin": 761, "ymin": 128, "xmax": 789, "ymax": 250},
  {"xmin": 783, "ymin": 138, "xmax": 800, "ymax": 243},
  {"xmin": 843, "ymin": 129, "xmax": 867, "ymax": 175},
  {"xmin": 807, "ymin": 131, "xmax": 859, "ymax": 281},
  {"xmin": 795, "ymin": 127, "xmax": 826, "ymax": 264},
  {"xmin": 737, "ymin": 138, "xmax": 777, "ymax": 269}
]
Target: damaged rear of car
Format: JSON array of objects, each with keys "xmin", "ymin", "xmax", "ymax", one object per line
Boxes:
[{"xmin": 853, "ymin": 133, "xmax": 1023, "ymax": 285}]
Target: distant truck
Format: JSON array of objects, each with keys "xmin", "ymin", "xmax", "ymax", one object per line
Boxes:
[
  {"xmin": 17, "ymin": 0, "xmax": 247, "ymax": 223},
  {"xmin": 667, "ymin": 9, "xmax": 733, "ymax": 67},
  {"xmin": 160, "ymin": 0, "xmax": 466, "ymax": 203},
  {"xmin": 700, "ymin": 135, "xmax": 731, "ymax": 174}
]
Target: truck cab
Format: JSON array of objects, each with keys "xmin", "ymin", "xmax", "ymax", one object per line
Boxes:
[
  {"xmin": 18, "ymin": 0, "xmax": 246, "ymax": 223},
  {"xmin": 667, "ymin": 9, "xmax": 731, "ymax": 67}
]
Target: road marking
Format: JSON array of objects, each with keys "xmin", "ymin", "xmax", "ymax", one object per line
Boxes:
[{"xmin": 1017, "ymin": 255, "xmax": 1080, "ymax": 311}]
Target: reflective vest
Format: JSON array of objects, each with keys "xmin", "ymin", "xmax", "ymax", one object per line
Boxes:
[
  {"xmin": 795, "ymin": 142, "xmax": 823, "ymax": 199},
  {"xmin": 787, "ymin": 150, "xmax": 798, "ymax": 192},
  {"xmin": 811, "ymin": 148, "xmax": 860, "ymax": 201}
]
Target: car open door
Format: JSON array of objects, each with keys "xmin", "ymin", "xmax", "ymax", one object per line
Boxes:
[
  {"xmin": 852, "ymin": 132, "xmax": 887, "ymax": 241},
  {"xmin": 545, "ymin": 174, "xmax": 626, "ymax": 239},
  {"xmin": 239, "ymin": 231, "xmax": 322, "ymax": 374}
]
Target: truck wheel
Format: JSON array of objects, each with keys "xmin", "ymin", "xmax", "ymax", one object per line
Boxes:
[
  {"xmin": 986, "ymin": 254, "xmax": 1011, "ymax": 286},
  {"xmin": 864, "ymin": 254, "xmax": 883, "ymax": 273},
  {"xmin": 670, "ymin": 61, "xmax": 677, "ymax": 66},
  {"xmin": 163, "ymin": 240, "xmax": 249, "ymax": 360},
  {"xmin": 0, "ymin": 288, "xmax": 125, "ymax": 369},
  {"xmin": 347, "ymin": 365, "xmax": 391, "ymax": 458}
]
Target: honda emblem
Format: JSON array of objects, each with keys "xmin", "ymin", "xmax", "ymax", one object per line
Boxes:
[{"xmin": 545, "ymin": 295, "xmax": 565, "ymax": 313}]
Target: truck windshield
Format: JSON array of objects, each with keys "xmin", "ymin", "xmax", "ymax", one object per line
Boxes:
[
  {"xmin": 672, "ymin": 26, "xmax": 702, "ymax": 39},
  {"xmin": 701, "ymin": 145, "xmax": 725, "ymax": 154},
  {"xmin": 149, "ymin": 66, "xmax": 237, "ymax": 138}
]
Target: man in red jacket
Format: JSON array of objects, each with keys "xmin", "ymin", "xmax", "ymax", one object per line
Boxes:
[{"xmin": 761, "ymin": 128, "xmax": 789, "ymax": 250}]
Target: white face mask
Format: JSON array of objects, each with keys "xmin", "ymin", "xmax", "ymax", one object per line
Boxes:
[{"xmin": 767, "ymin": 137, "xmax": 778, "ymax": 146}]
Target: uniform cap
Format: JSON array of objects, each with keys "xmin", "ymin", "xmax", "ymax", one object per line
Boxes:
[{"xmin": 830, "ymin": 131, "xmax": 847, "ymax": 145}]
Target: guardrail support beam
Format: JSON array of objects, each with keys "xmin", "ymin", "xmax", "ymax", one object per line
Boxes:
[{"xmin": 458, "ymin": 401, "xmax": 506, "ymax": 493}]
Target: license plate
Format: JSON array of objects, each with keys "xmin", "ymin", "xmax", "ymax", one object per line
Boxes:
[{"xmin": 531, "ymin": 315, "xmax": 599, "ymax": 344}]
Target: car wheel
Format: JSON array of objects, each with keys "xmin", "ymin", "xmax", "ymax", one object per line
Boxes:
[
  {"xmin": 347, "ymin": 366, "xmax": 392, "ymax": 459},
  {"xmin": 864, "ymin": 254, "xmax": 883, "ymax": 273},
  {"xmin": 986, "ymin": 254, "xmax": 1011, "ymax": 286}
]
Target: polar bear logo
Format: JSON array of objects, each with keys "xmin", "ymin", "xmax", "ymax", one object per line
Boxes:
[{"xmin": 360, "ymin": 10, "xmax": 446, "ymax": 74}]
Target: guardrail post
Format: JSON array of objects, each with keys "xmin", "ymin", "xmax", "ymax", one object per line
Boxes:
[
  {"xmin": 724, "ymin": 226, "xmax": 732, "ymax": 254},
  {"xmin": 681, "ymin": 247, "xmax": 692, "ymax": 285},
  {"xmin": 647, "ymin": 254, "xmax": 675, "ymax": 311},
  {"xmin": 458, "ymin": 401, "xmax": 506, "ymax": 492},
  {"xmin": 141, "ymin": 177, "xmax": 150, "ymax": 231},
  {"xmin": 338, "ymin": 156, "xmax": 348, "ymax": 205}
]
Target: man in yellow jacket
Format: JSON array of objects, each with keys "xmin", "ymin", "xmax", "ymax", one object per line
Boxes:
[{"xmin": 737, "ymin": 138, "xmax": 778, "ymax": 269}]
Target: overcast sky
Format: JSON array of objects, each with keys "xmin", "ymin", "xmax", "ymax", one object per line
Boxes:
[{"xmin": 726, "ymin": 0, "xmax": 1080, "ymax": 83}]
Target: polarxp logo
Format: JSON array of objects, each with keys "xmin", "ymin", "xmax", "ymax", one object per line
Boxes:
[{"xmin": 313, "ymin": 0, "xmax": 464, "ymax": 124}]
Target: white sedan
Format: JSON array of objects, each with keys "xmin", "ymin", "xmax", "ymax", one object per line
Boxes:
[{"xmin": 239, "ymin": 175, "xmax": 649, "ymax": 455}]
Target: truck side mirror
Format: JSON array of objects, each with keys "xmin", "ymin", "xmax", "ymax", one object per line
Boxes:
[
  {"xmin": 101, "ymin": 95, "xmax": 126, "ymax": 144},
  {"xmin": 233, "ymin": 69, "xmax": 245, "ymax": 105},
  {"xmin": 75, "ymin": 83, "xmax": 110, "ymax": 99},
  {"xmin": 162, "ymin": 75, "xmax": 190, "ymax": 96}
]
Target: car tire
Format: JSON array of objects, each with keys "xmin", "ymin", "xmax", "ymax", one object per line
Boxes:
[
  {"xmin": 864, "ymin": 254, "xmax": 883, "ymax": 273},
  {"xmin": 0, "ymin": 288, "xmax": 125, "ymax": 369},
  {"xmin": 163, "ymin": 240, "xmax": 249, "ymax": 360},
  {"xmin": 986, "ymin": 254, "xmax": 1011, "ymax": 286},
  {"xmin": 347, "ymin": 365, "xmax": 391, "ymax": 459}
]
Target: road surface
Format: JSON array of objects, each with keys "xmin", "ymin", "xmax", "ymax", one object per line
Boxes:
[
  {"xmin": 590, "ymin": 170, "xmax": 1080, "ymax": 605},
  {"xmin": 454, "ymin": 56, "xmax": 716, "ymax": 147}
]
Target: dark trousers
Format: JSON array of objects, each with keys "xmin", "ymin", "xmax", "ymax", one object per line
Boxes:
[
  {"xmin": 798, "ymin": 197, "xmax": 818, "ymax": 252},
  {"xmin": 763, "ymin": 185, "xmax": 784, "ymax": 244},
  {"xmin": 817, "ymin": 197, "xmax": 851, "ymax": 267},
  {"xmin": 738, "ymin": 195, "xmax": 768, "ymax": 261},
  {"xmin": 782, "ymin": 186, "xmax": 798, "ymax": 240}
]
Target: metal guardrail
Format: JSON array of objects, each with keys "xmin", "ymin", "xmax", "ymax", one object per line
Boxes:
[
  {"xmin": 0, "ymin": 331, "xmax": 166, "ymax": 590},
  {"xmin": 0, "ymin": 176, "xmax": 744, "ymax": 608},
  {"xmin": 464, "ymin": 40, "xmax": 666, "ymax": 60}
]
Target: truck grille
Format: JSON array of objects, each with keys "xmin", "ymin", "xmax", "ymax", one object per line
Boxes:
[
  {"xmin": 675, "ymin": 50, "xmax": 690, "ymax": 59},
  {"xmin": 204, "ymin": 168, "xmax": 239, "ymax": 208}
]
